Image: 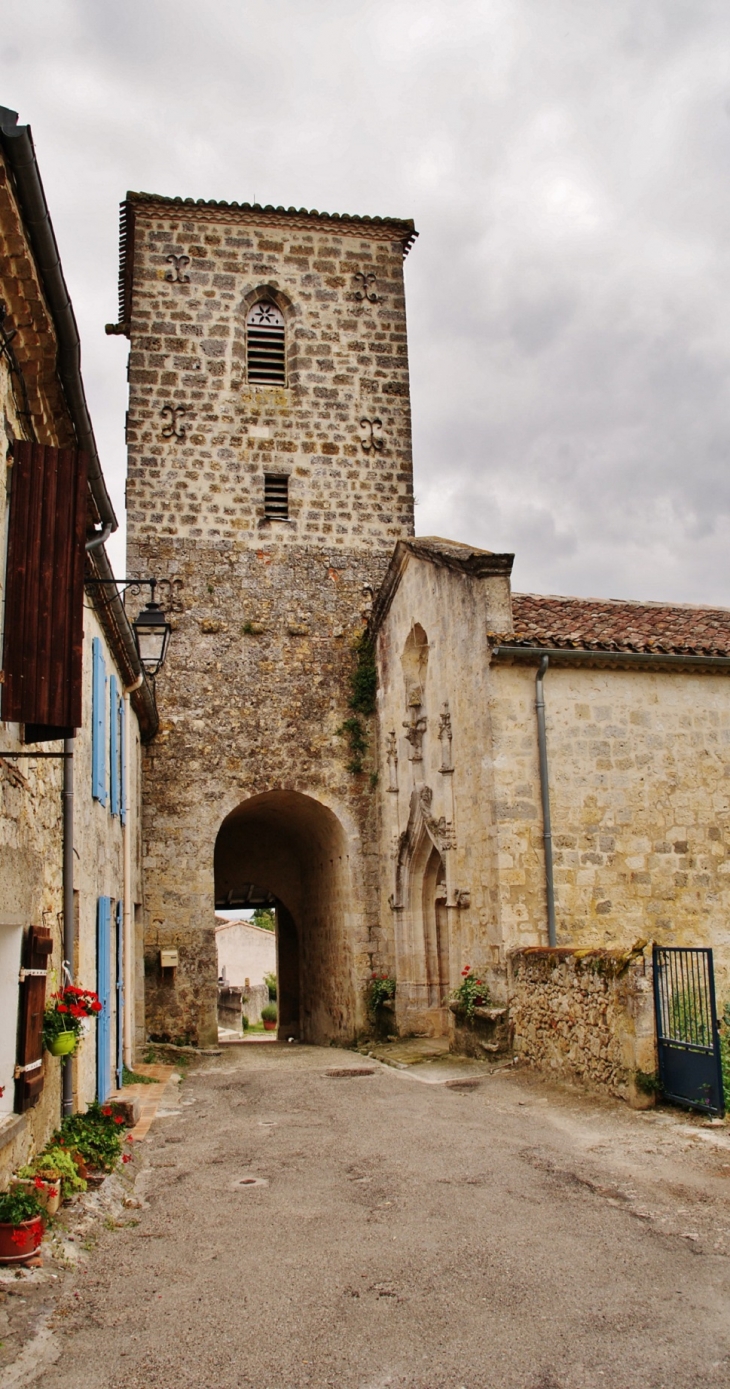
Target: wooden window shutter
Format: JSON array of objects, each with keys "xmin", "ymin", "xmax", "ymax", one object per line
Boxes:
[
  {"xmin": 15, "ymin": 924, "xmax": 53, "ymax": 1112},
  {"xmin": 2, "ymin": 442, "xmax": 88, "ymax": 736},
  {"xmin": 120, "ymin": 695, "xmax": 127, "ymax": 827},
  {"xmin": 109, "ymin": 672, "xmax": 119, "ymax": 816}
]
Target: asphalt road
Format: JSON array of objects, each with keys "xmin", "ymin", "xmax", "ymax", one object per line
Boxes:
[{"xmin": 37, "ymin": 1045, "xmax": 730, "ymax": 1389}]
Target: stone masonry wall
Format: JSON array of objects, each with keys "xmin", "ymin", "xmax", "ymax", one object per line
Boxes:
[
  {"xmin": 508, "ymin": 945, "xmax": 656, "ymax": 1106},
  {"xmin": 489, "ymin": 662, "xmax": 730, "ymax": 1001},
  {"xmin": 125, "ymin": 201, "xmax": 416, "ymax": 1046}
]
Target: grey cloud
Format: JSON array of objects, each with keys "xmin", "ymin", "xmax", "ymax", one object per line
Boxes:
[{"xmin": 2, "ymin": 0, "xmax": 730, "ymax": 601}]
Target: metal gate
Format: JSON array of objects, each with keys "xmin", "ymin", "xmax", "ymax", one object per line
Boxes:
[{"xmin": 653, "ymin": 945, "xmax": 725, "ymax": 1116}]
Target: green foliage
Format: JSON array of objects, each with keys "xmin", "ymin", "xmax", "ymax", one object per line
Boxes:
[
  {"xmin": 122, "ymin": 1064, "xmax": 159, "ymax": 1086},
  {"xmin": 253, "ymin": 908, "xmax": 275, "ymax": 932},
  {"xmin": 634, "ymin": 1070, "xmax": 663, "ymax": 1097},
  {"xmin": 364, "ymin": 974, "xmax": 396, "ymax": 1022},
  {"xmin": 19, "ymin": 1146, "xmax": 86, "ymax": 1199},
  {"xmin": 241, "ymin": 621, "xmax": 254, "ymax": 635},
  {"xmin": 241, "ymin": 1014, "xmax": 250, "ymax": 1032},
  {"xmin": 0, "ymin": 1185, "xmax": 45, "ymax": 1227},
  {"xmin": 55, "ymin": 1101, "xmax": 127, "ymax": 1173},
  {"xmin": 337, "ymin": 716, "xmax": 368, "ymax": 774},
  {"xmin": 451, "ymin": 968, "xmax": 490, "ymax": 1020},
  {"xmin": 261, "ymin": 1003, "xmax": 278, "ymax": 1023},
  {"xmin": 349, "ymin": 631, "xmax": 377, "ymax": 716},
  {"xmin": 264, "ymin": 972, "xmax": 277, "ymax": 1001},
  {"xmin": 668, "ymin": 987, "xmax": 710, "ymax": 1045}
]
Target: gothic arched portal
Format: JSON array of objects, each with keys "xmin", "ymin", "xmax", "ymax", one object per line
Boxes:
[{"xmin": 214, "ymin": 791, "xmax": 355, "ymax": 1044}]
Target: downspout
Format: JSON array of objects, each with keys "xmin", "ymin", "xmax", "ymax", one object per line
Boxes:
[
  {"xmin": 535, "ymin": 656, "xmax": 557, "ymax": 948},
  {"xmin": 122, "ymin": 677, "xmax": 142, "ymax": 1066},
  {"xmin": 62, "ymin": 736, "xmax": 74, "ymax": 1116}
]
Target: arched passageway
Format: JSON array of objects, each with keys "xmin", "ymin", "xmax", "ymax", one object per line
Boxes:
[{"xmin": 214, "ymin": 791, "xmax": 355, "ymax": 1044}]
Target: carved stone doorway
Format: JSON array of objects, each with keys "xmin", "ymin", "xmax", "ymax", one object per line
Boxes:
[{"xmin": 214, "ymin": 791, "xmax": 355, "ymax": 1044}]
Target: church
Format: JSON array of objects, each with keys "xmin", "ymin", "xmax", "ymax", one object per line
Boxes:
[{"xmin": 113, "ymin": 190, "xmax": 730, "ymax": 1073}]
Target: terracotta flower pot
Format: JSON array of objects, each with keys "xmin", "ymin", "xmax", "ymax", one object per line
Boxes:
[
  {"xmin": 47, "ymin": 1031, "xmax": 77, "ymax": 1057},
  {"xmin": 0, "ymin": 1216, "xmax": 44, "ymax": 1265},
  {"xmin": 263, "ymin": 1020, "xmax": 277, "ymax": 1031}
]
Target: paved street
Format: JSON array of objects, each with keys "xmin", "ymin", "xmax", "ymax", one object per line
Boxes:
[{"xmin": 26, "ymin": 1047, "xmax": 730, "ymax": 1389}]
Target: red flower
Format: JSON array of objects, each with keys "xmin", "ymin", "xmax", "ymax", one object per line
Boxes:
[
  {"xmin": 126, "ymin": 1134, "xmax": 134, "ymax": 1143},
  {"xmin": 34, "ymin": 1177, "xmax": 46, "ymax": 1191},
  {"xmin": 57, "ymin": 1003, "xmax": 69, "ymax": 1013},
  {"xmin": 461, "ymin": 966, "xmax": 471, "ymax": 977},
  {"xmin": 122, "ymin": 1154, "xmax": 132, "ymax": 1164},
  {"xmin": 11, "ymin": 1229, "xmax": 27, "ymax": 1247},
  {"xmin": 113, "ymin": 1115, "xmax": 125, "ymax": 1125},
  {"xmin": 91, "ymin": 1001, "xmax": 102, "ymax": 1014},
  {"xmin": 102, "ymin": 1106, "xmax": 113, "ymax": 1116}
]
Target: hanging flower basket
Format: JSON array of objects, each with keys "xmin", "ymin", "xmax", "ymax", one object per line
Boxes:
[{"xmin": 43, "ymin": 986, "xmax": 103, "ymax": 1055}]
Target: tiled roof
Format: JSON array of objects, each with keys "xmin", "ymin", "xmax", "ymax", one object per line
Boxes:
[
  {"xmin": 125, "ymin": 190, "xmax": 417, "ymax": 244},
  {"xmin": 497, "ymin": 593, "xmax": 730, "ymax": 657}
]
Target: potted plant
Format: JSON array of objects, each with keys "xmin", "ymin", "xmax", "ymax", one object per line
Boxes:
[
  {"xmin": 43, "ymin": 985, "xmax": 103, "ymax": 1057},
  {"xmin": 55, "ymin": 1101, "xmax": 127, "ymax": 1177},
  {"xmin": 18, "ymin": 1146, "xmax": 86, "ymax": 1206},
  {"xmin": 0, "ymin": 1186, "xmax": 45, "ymax": 1265},
  {"xmin": 261, "ymin": 1003, "xmax": 278, "ymax": 1032},
  {"xmin": 450, "ymin": 967, "xmax": 490, "ymax": 1021}
]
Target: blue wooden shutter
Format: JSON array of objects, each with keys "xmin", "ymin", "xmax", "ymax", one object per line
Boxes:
[
  {"xmin": 115, "ymin": 900, "xmax": 124, "ymax": 1091},
  {"xmin": 119, "ymin": 695, "xmax": 127, "ymax": 827},
  {"xmin": 109, "ymin": 673, "xmax": 119, "ymax": 816},
  {"xmin": 91, "ymin": 639, "xmax": 107, "ymax": 805},
  {"xmin": 96, "ymin": 896, "xmax": 112, "ymax": 1102}
]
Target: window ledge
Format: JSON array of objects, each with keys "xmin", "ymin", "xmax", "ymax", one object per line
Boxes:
[{"xmin": 0, "ymin": 1112, "xmax": 28, "ymax": 1153}]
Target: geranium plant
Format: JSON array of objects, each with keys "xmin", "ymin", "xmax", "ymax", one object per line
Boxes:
[
  {"xmin": 18, "ymin": 1146, "xmax": 86, "ymax": 1199},
  {"xmin": 0, "ymin": 1184, "xmax": 46, "ymax": 1233},
  {"xmin": 451, "ymin": 967, "xmax": 490, "ymax": 1020},
  {"xmin": 43, "ymin": 986, "xmax": 103, "ymax": 1047},
  {"xmin": 54, "ymin": 1101, "xmax": 127, "ymax": 1173}
]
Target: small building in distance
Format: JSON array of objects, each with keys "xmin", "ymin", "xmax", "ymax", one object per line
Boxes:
[{"xmin": 215, "ymin": 917, "xmax": 276, "ymax": 989}]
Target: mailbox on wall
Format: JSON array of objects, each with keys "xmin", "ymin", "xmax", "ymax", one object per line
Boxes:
[{"xmin": 160, "ymin": 949, "xmax": 179, "ymax": 969}]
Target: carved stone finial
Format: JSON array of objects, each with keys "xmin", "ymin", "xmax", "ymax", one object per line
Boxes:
[{"xmin": 403, "ymin": 712, "xmax": 427, "ymax": 762}]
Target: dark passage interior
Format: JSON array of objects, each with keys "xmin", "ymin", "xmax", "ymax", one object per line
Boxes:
[{"xmin": 214, "ymin": 791, "xmax": 355, "ymax": 1044}]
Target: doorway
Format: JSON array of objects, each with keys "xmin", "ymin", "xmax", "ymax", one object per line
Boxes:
[{"xmin": 214, "ymin": 791, "xmax": 355, "ymax": 1044}]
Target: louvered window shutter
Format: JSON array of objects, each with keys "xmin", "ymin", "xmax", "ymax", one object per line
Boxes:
[
  {"xmin": 96, "ymin": 897, "xmax": 112, "ymax": 1102},
  {"xmin": 246, "ymin": 302, "xmax": 286, "ymax": 384},
  {"xmin": 119, "ymin": 695, "xmax": 127, "ymax": 827},
  {"xmin": 2, "ymin": 443, "xmax": 87, "ymax": 737},
  {"xmin": 109, "ymin": 673, "xmax": 119, "ymax": 816},
  {"xmin": 15, "ymin": 925, "xmax": 52, "ymax": 1112},
  {"xmin": 92, "ymin": 639, "xmax": 107, "ymax": 805}
]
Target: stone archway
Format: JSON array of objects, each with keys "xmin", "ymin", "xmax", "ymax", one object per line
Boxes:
[{"xmin": 214, "ymin": 791, "xmax": 355, "ymax": 1045}]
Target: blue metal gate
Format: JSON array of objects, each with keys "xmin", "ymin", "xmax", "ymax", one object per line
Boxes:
[
  {"xmin": 653, "ymin": 945, "xmax": 725, "ymax": 1116},
  {"xmin": 115, "ymin": 900, "xmax": 124, "ymax": 1091},
  {"xmin": 96, "ymin": 896, "xmax": 112, "ymax": 1102}
]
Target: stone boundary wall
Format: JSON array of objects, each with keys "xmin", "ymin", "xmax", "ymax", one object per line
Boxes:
[{"xmin": 508, "ymin": 944, "xmax": 657, "ymax": 1107}]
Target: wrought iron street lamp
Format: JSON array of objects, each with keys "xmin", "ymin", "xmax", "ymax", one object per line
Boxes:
[{"xmin": 131, "ymin": 580, "xmax": 172, "ymax": 676}]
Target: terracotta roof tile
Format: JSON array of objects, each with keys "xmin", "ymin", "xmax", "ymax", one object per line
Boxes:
[{"xmin": 497, "ymin": 593, "xmax": 730, "ymax": 657}]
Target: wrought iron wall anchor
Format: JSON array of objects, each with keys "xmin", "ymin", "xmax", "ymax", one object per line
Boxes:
[
  {"xmin": 360, "ymin": 417, "xmax": 384, "ymax": 452},
  {"xmin": 166, "ymin": 254, "xmax": 190, "ymax": 283},
  {"xmin": 161, "ymin": 404, "xmax": 187, "ymax": 440},
  {"xmin": 354, "ymin": 271, "xmax": 378, "ymax": 303}
]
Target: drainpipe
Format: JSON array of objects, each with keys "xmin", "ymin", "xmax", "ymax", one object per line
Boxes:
[
  {"xmin": 535, "ymin": 656, "xmax": 557, "ymax": 948},
  {"xmin": 62, "ymin": 736, "xmax": 74, "ymax": 1116},
  {"xmin": 123, "ymin": 677, "xmax": 142, "ymax": 1065}
]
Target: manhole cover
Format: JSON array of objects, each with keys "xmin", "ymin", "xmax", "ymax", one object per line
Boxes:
[
  {"xmin": 231, "ymin": 1175, "xmax": 268, "ymax": 1189},
  {"xmin": 324, "ymin": 1067, "xmax": 376, "ymax": 1078}
]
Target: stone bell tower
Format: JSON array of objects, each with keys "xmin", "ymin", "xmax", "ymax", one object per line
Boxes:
[{"xmin": 116, "ymin": 192, "xmax": 417, "ymax": 1045}]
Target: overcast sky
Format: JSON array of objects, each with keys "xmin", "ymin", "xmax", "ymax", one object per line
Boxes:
[{"xmin": 2, "ymin": 0, "xmax": 730, "ymax": 603}]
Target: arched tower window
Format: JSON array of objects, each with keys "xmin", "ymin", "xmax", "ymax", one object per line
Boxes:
[{"xmin": 246, "ymin": 301, "xmax": 286, "ymax": 385}]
